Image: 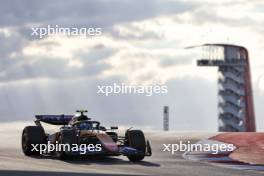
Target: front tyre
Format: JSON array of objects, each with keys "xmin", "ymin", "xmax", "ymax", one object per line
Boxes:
[{"xmin": 125, "ymin": 130, "xmax": 146, "ymax": 162}]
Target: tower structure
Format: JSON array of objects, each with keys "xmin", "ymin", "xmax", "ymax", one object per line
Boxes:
[
  {"xmin": 197, "ymin": 44, "xmax": 255, "ymax": 132},
  {"xmin": 163, "ymin": 106, "xmax": 169, "ymax": 131}
]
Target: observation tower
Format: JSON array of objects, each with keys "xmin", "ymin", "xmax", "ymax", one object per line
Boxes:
[{"xmin": 196, "ymin": 44, "xmax": 255, "ymax": 132}]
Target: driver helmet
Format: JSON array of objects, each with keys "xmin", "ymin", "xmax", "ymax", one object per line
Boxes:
[{"xmin": 79, "ymin": 122, "xmax": 91, "ymax": 130}]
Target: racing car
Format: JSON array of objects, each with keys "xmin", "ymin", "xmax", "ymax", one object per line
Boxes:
[{"xmin": 22, "ymin": 110, "xmax": 152, "ymax": 162}]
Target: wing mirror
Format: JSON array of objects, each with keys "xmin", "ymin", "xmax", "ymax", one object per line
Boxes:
[
  {"xmin": 99, "ymin": 126, "xmax": 107, "ymax": 131},
  {"xmin": 110, "ymin": 126, "xmax": 118, "ymax": 130}
]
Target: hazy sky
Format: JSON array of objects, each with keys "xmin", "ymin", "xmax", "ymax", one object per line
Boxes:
[{"xmin": 0, "ymin": 0, "xmax": 264, "ymax": 131}]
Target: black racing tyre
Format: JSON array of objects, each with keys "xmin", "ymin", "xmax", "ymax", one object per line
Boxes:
[
  {"xmin": 125, "ymin": 130, "xmax": 146, "ymax": 162},
  {"xmin": 57, "ymin": 129, "xmax": 77, "ymax": 160},
  {"xmin": 57, "ymin": 135, "xmax": 70, "ymax": 160},
  {"xmin": 22, "ymin": 126, "xmax": 46, "ymax": 156}
]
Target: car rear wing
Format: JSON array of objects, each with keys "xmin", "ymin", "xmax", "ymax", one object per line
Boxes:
[{"xmin": 35, "ymin": 115, "xmax": 74, "ymax": 125}]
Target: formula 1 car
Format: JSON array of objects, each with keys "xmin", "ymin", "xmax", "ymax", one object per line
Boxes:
[{"xmin": 22, "ymin": 110, "xmax": 152, "ymax": 162}]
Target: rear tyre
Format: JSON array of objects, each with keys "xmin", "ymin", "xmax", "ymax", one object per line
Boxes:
[
  {"xmin": 57, "ymin": 129, "xmax": 77, "ymax": 160},
  {"xmin": 22, "ymin": 126, "xmax": 46, "ymax": 156},
  {"xmin": 125, "ymin": 130, "xmax": 146, "ymax": 162},
  {"xmin": 57, "ymin": 136, "xmax": 72, "ymax": 161}
]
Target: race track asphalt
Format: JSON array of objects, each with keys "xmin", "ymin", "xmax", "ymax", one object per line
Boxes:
[{"xmin": 0, "ymin": 123, "xmax": 263, "ymax": 176}]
